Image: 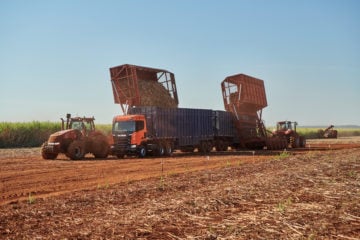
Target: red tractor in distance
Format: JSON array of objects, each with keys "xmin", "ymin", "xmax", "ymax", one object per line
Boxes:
[
  {"xmin": 272, "ymin": 121, "xmax": 306, "ymax": 148},
  {"xmin": 41, "ymin": 114, "xmax": 109, "ymax": 160}
]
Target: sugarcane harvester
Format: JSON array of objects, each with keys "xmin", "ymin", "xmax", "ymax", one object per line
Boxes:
[
  {"xmin": 221, "ymin": 74, "xmax": 289, "ymax": 150},
  {"xmin": 317, "ymin": 125, "xmax": 338, "ymax": 139}
]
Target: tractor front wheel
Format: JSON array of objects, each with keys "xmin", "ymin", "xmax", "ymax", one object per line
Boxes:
[{"xmin": 41, "ymin": 142, "xmax": 58, "ymax": 160}]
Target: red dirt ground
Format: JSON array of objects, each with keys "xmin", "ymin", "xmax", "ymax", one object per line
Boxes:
[{"xmin": 1, "ymin": 137, "xmax": 359, "ymax": 239}]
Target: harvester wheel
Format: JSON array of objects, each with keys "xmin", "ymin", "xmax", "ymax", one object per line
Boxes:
[
  {"xmin": 66, "ymin": 140, "xmax": 85, "ymax": 160},
  {"xmin": 41, "ymin": 142, "xmax": 58, "ymax": 160},
  {"xmin": 92, "ymin": 135, "xmax": 109, "ymax": 158},
  {"xmin": 266, "ymin": 140, "xmax": 273, "ymax": 150}
]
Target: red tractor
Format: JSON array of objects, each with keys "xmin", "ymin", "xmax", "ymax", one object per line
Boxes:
[
  {"xmin": 272, "ymin": 121, "xmax": 306, "ymax": 148},
  {"xmin": 41, "ymin": 114, "xmax": 109, "ymax": 160}
]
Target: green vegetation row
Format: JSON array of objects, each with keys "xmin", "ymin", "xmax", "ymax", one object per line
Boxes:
[
  {"xmin": 0, "ymin": 122, "xmax": 359, "ymax": 148},
  {"xmin": 297, "ymin": 128, "xmax": 360, "ymax": 139},
  {"xmin": 0, "ymin": 122, "xmax": 112, "ymax": 148}
]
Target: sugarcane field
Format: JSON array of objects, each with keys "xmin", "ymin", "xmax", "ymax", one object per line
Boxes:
[{"xmin": 2, "ymin": 2, "xmax": 360, "ymax": 239}]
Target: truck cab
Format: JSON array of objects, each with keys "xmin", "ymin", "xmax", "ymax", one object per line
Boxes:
[{"xmin": 111, "ymin": 115, "xmax": 147, "ymax": 158}]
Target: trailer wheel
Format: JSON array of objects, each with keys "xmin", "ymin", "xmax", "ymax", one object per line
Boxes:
[
  {"xmin": 138, "ymin": 145, "xmax": 146, "ymax": 158},
  {"xmin": 66, "ymin": 140, "xmax": 85, "ymax": 160},
  {"xmin": 164, "ymin": 143, "xmax": 173, "ymax": 156},
  {"xmin": 216, "ymin": 140, "xmax": 226, "ymax": 152},
  {"xmin": 199, "ymin": 141, "xmax": 212, "ymax": 153}
]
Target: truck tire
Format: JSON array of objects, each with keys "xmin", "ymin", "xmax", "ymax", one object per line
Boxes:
[
  {"xmin": 164, "ymin": 143, "xmax": 173, "ymax": 156},
  {"xmin": 66, "ymin": 140, "xmax": 85, "ymax": 160},
  {"xmin": 138, "ymin": 145, "xmax": 146, "ymax": 158},
  {"xmin": 155, "ymin": 144, "xmax": 165, "ymax": 157},
  {"xmin": 41, "ymin": 142, "xmax": 58, "ymax": 160}
]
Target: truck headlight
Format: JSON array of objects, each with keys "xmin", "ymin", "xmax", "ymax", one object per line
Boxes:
[{"xmin": 131, "ymin": 145, "xmax": 137, "ymax": 148}]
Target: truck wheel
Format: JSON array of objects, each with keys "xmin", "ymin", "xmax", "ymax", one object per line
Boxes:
[
  {"xmin": 155, "ymin": 144, "xmax": 165, "ymax": 157},
  {"xmin": 41, "ymin": 142, "xmax": 58, "ymax": 160},
  {"xmin": 138, "ymin": 145, "xmax": 146, "ymax": 158},
  {"xmin": 66, "ymin": 140, "xmax": 85, "ymax": 160}
]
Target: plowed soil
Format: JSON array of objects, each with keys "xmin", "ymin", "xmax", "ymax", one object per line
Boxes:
[{"xmin": 1, "ymin": 137, "xmax": 360, "ymax": 239}]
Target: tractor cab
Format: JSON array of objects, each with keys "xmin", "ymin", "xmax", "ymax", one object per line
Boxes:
[
  {"xmin": 276, "ymin": 121, "xmax": 297, "ymax": 134},
  {"xmin": 61, "ymin": 114, "xmax": 96, "ymax": 137}
]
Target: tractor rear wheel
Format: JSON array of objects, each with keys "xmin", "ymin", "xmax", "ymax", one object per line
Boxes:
[
  {"xmin": 299, "ymin": 136, "xmax": 306, "ymax": 148},
  {"xmin": 290, "ymin": 136, "xmax": 300, "ymax": 148},
  {"xmin": 66, "ymin": 140, "xmax": 85, "ymax": 160}
]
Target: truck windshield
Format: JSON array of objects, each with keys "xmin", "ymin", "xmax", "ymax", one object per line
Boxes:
[
  {"xmin": 113, "ymin": 121, "xmax": 136, "ymax": 133},
  {"xmin": 113, "ymin": 120, "xmax": 145, "ymax": 133}
]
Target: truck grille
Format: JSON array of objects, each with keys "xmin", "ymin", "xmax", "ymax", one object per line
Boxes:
[{"xmin": 114, "ymin": 135, "xmax": 130, "ymax": 151}]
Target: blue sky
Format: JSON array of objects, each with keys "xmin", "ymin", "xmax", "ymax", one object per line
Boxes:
[{"xmin": 1, "ymin": 0, "xmax": 359, "ymax": 126}]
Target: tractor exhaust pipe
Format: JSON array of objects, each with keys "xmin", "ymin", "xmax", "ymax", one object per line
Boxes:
[{"xmin": 66, "ymin": 113, "xmax": 71, "ymax": 129}]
